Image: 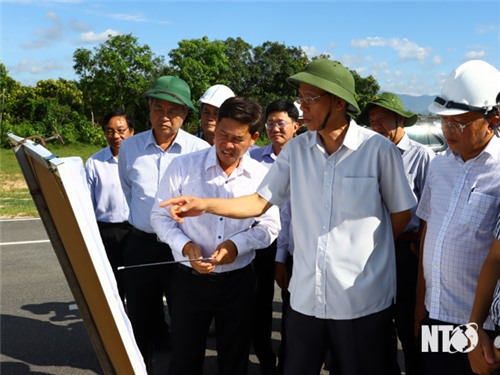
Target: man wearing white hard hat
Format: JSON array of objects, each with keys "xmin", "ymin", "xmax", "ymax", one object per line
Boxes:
[
  {"xmin": 415, "ymin": 60, "xmax": 500, "ymax": 375},
  {"xmin": 198, "ymin": 84, "xmax": 235, "ymax": 145}
]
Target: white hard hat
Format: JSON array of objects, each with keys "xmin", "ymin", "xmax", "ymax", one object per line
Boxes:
[
  {"xmin": 199, "ymin": 84, "xmax": 235, "ymax": 108},
  {"xmin": 428, "ymin": 60, "xmax": 500, "ymax": 116},
  {"xmin": 294, "ymin": 101, "xmax": 303, "ymax": 119}
]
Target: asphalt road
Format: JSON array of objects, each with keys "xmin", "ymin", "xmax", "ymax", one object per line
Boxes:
[
  {"xmin": 0, "ymin": 218, "xmax": 404, "ymax": 375},
  {"xmin": 0, "ymin": 218, "xmax": 323, "ymax": 375}
]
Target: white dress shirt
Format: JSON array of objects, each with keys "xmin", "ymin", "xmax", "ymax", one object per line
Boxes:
[
  {"xmin": 151, "ymin": 147, "xmax": 280, "ymax": 273},
  {"xmin": 416, "ymin": 136, "xmax": 500, "ymax": 330},
  {"xmin": 257, "ymin": 122, "xmax": 416, "ymax": 319},
  {"xmin": 85, "ymin": 146, "xmax": 129, "ymax": 223},
  {"xmin": 118, "ymin": 129, "xmax": 209, "ymax": 233},
  {"xmin": 251, "ymin": 143, "xmax": 293, "ymax": 263}
]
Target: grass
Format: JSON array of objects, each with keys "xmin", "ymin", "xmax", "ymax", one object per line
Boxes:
[{"xmin": 0, "ymin": 141, "xmax": 102, "ymax": 219}]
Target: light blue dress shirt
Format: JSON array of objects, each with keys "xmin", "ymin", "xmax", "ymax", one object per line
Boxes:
[
  {"xmin": 397, "ymin": 133, "xmax": 435, "ymax": 233},
  {"xmin": 257, "ymin": 122, "xmax": 416, "ymax": 319},
  {"xmin": 490, "ymin": 212, "xmax": 500, "ymax": 327},
  {"xmin": 118, "ymin": 129, "xmax": 210, "ymax": 233},
  {"xmin": 85, "ymin": 146, "xmax": 129, "ymax": 223},
  {"xmin": 417, "ymin": 136, "xmax": 500, "ymax": 330},
  {"xmin": 151, "ymin": 147, "xmax": 280, "ymax": 273}
]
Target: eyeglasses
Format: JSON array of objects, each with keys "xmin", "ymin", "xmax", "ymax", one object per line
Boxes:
[
  {"xmin": 105, "ymin": 128, "xmax": 130, "ymax": 136},
  {"xmin": 295, "ymin": 93, "xmax": 328, "ymax": 105},
  {"xmin": 435, "ymin": 119, "xmax": 477, "ymax": 133},
  {"xmin": 266, "ymin": 121, "xmax": 291, "ymax": 129}
]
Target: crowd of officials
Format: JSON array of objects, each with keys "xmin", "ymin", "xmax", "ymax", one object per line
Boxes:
[{"xmin": 84, "ymin": 58, "xmax": 500, "ymax": 375}]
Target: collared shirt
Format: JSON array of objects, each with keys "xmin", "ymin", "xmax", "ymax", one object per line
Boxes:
[
  {"xmin": 257, "ymin": 121, "xmax": 416, "ymax": 319},
  {"xmin": 416, "ymin": 136, "xmax": 500, "ymax": 329},
  {"xmin": 151, "ymin": 147, "xmax": 280, "ymax": 273},
  {"xmin": 397, "ymin": 133, "xmax": 435, "ymax": 233},
  {"xmin": 250, "ymin": 143, "xmax": 293, "ymax": 262},
  {"xmin": 118, "ymin": 129, "xmax": 210, "ymax": 233},
  {"xmin": 85, "ymin": 146, "xmax": 129, "ymax": 223},
  {"xmin": 250, "ymin": 143, "xmax": 277, "ymax": 168},
  {"xmin": 490, "ymin": 212, "xmax": 500, "ymax": 327}
]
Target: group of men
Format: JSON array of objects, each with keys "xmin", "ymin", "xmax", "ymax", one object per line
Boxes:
[{"xmin": 85, "ymin": 57, "xmax": 500, "ymax": 375}]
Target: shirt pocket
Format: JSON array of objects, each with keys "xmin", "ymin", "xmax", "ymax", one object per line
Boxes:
[
  {"xmin": 340, "ymin": 177, "xmax": 380, "ymax": 219},
  {"xmin": 461, "ymin": 192, "xmax": 500, "ymax": 232}
]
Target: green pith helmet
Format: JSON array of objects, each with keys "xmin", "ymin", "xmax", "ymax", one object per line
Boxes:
[
  {"xmin": 357, "ymin": 92, "xmax": 418, "ymax": 127},
  {"xmin": 287, "ymin": 59, "xmax": 360, "ymax": 115},
  {"xmin": 144, "ymin": 76, "xmax": 195, "ymax": 111}
]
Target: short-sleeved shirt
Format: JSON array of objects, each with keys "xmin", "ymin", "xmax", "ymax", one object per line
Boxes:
[
  {"xmin": 257, "ymin": 121, "xmax": 416, "ymax": 319},
  {"xmin": 416, "ymin": 136, "xmax": 500, "ymax": 329},
  {"xmin": 250, "ymin": 143, "xmax": 292, "ymax": 261},
  {"xmin": 118, "ymin": 129, "xmax": 210, "ymax": 233},
  {"xmin": 397, "ymin": 133, "xmax": 435, "ymax": 233},
  {"xmin": 489, "ymin": 212, "xmax": 500, "ymax": 327},
  {"xmin": 150, "ymin": 147, "xmax": 280, "ymax": 273},
  {"xmin": 85, "ymin": 146, "xmax": 129, "ymax": 223}
]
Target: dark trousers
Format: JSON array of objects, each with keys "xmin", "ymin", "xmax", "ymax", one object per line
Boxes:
[
  {"xmin": 277, "ymin": 254, "xmax": 293, "ymax": 375},
  {"xmin": 97, "ymin": 221, "xmax": 131, "ymax": 302},
  {"xmin": 252, "ymin": 240, "xmax": 278, "ymax": 370},
  {"xmin": 284, "ymin": 306, "xmax": 395, "ymax": 375},
  {"xmin": 122, "ymin": 229, "xmax": 173, "ymax": 369},
  {"xmin": 421, "ymin": 317, "xmax": 500, "ymax": 375},
  {"xmin": 169, "ymin": 264, "xmax": 256, "ymax": 375},
  {"xmin": 394, "ymin": 240, "xmax": 423, "ymax": 375}
]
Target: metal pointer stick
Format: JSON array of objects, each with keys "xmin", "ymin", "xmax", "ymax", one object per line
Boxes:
[{"xmin": 117, "ymin": 257, "xmax": 214, "ymax": 271}]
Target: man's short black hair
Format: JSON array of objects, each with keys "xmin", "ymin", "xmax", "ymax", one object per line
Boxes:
[
  {"xmin": 101, "ymin": 110, "xmax": 135, "ymax": 131},
  {"xmin": 218, "ymin": 97, "xmax": 263, "ymax": 135},
  {"xmin": 265, "ymin": 99, "xmax": 299, "ymax": 122}
]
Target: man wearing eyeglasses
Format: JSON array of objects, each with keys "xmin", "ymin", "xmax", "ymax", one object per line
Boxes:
[
  {"xmin": 161, "ymin": 59, "xmax": 416, "ymax": 375},
  {"xmin": 85, "ymin": 110, "xmax": 135, "ymax": 304},
  {"xmin": 414, "ymin": 60, "xmax": 500, "ymax": 375},
  {"xmin": 357, "ymin": 93, "xmax": 435, "ymax": 375},
  {"xmin": 250, "ymin": 99, "xmax": 299, "ymax": 374},
  {"xmin": 118, "ymin": 76, "xmax": 210, "ymax": 371}
]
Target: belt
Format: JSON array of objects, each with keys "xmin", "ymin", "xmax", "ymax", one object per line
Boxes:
[
  {"xmin": 177, "ymin": 263, "xmax": 252, "ymax": 280},
  {"xmin": 97, "ymin": 221, "xmax": 131, "ymax": 229},
  {"xmin": 131, "ymin": 226, "xmax": 159, "ymax": 241}
]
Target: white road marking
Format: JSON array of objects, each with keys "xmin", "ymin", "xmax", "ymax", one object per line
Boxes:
[{"xmin": 0, "ymin": 239, "xmax": 50, "ymax": 246}]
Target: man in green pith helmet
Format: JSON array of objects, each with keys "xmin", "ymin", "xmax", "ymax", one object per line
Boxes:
[
  {"xmin": 118, "ymin": 76, "xmax": 209, "ymax": 371},
  {"xmin": 161, "ymin": 59, "xmax": 416, "ymax": 375},
  {"xmin": 358, "ymin": 92, "xmax": 435, "ymax": 375}
]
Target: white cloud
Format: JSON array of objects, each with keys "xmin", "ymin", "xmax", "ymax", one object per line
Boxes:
[
  {"xmin": 476, "ymin": 24, "xmax": 499, "ymax": 34},
  {"xmin": 464, "ymin": 50, "xmax": 487, "ymax": 60},
  {"xmin": 79, "ymin": 29, "xmax": 121, "ymax": 43},
  {"xmin": 432, "ymin": 55, "xmax": 442, "ymax": 66},
  {"xmin": 21, "ymin": 12, "xmax": 63, "ymax": 49},
  {"xmin": 351, "ymin": 37, "xmax": 431, "ymax": 63},
  {"xmin": 300, "ymin": 45, "xmax": 321, "ymax": 58},
  {"xmin": 110, "ymin": 13, "xmax": 146, "ymax": 22},
  {"xmin": 9, "ymin": 59, "xmax": 65, "ymax": 75}
]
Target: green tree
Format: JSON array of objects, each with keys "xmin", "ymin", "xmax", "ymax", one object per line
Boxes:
[
  {"xmin": 247, "ymin": 41, "xmax": 309, "ymax": 107},
  {"xmin": 351, "ymin": 70, "xmax": 380, "ymax": 111},
  {"xmin": 73, "ymin": 34, "xmax": 166, "ymax": 131}
]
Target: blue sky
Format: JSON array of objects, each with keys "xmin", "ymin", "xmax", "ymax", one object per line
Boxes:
[{"xmin": 1, "ymin": 0, "xmax": 499, "ymax": 96}]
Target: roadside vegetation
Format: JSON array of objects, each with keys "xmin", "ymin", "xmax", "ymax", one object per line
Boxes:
[
  {"xmin": 1, "ymin": 34, "xmax": 381, "ymax": 218},
  {"xmin": 0, "ymin": 142, "xmax": 101, "ymax": 218}
]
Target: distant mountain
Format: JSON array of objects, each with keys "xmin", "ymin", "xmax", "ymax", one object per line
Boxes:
[{"xmin": 398, "ymin": 94, "xmax": 436, "ymax": 115}]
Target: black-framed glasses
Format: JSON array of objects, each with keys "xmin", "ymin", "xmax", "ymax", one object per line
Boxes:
[
  {"xmin": 266, "ymin": 121, "xmax": 291, "ymax": 129},
  {"xmin": 295, "ymin": 92, "xmax": 328, "ymax": 105},
  {"xmin": 435, "ymin": 119, "xmax": 477, "ymax": 133},
  {"xmin": 105, "ymin": 128, "xmax": 130, "ymax": 136}
]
